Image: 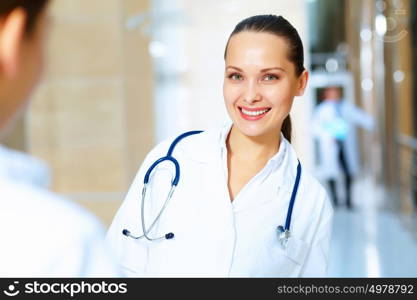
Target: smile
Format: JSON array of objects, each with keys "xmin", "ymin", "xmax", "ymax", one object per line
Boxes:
[{"xmin": 238, "ymin": 106, "xmax": 271, "ymax": 121}]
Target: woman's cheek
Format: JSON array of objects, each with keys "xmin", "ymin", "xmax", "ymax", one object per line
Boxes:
[
  {"xmin": 224, "ymin": 86, "xmax": 240, "ymax": 105},
  {"xmin": 263, "ymin": 88, "xmax": 282, "ymax": 105},
  {"xmin": 268, "ymin": 83, "xmax": 292, "ymax": 105}
]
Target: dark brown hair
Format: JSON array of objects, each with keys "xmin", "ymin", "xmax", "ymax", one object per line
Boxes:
[
  {"xmin": 0, "ymin": 0, "xmax": 49, "ymax": 35},
  {"xmin": 224, "ymin": 15, "xmax": 306, "ymax": 143}
]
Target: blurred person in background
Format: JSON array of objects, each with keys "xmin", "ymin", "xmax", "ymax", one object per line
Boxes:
[
  {"xmin": 0, "ymin": 0, "xmax": 119, "ymax": 277},
  {"xmin": 312, "ymin": 86, "xmax": 374, "ymax": 210},
  {"xmin": 107, "ymin": 15, "xmax": 333, "ymax": 277}
]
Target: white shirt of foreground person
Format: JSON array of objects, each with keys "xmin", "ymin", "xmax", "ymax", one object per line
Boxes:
[
  {"xmin": 0, "ymin": 146, "xmax": 120, "ymax": 277},
  {"xmin": 106, "ymin": 121, "xmax": 334, "ymax": 277}
]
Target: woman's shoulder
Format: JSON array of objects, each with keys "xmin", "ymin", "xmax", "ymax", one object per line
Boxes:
[
  {"xmin": 148, "ymin": 125, "xmax": 225, "ymax": 164},
  {"xmin": 300, "ymin": 168, "xmax": 333, "ymax": 218}
]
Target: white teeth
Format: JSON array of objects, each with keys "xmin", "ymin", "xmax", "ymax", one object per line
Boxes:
[{"xmin": 241, "ymin": 108, "xmax": 269, "ymax": 116}]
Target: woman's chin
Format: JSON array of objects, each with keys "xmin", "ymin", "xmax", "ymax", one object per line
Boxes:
[{"xmin": 232, "ymin": 121, "xmax": 270, "ymax": 138}]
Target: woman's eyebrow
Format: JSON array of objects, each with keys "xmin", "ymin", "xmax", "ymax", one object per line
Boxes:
[
  {"xmin": 226, "ymin": 66, "xmax": 286, "ymax": 73},
  {"xmin": 260, "ymin": 67, "xmax": 286, "ymax": 73},
  {"xmin": 226, "ymin": 66, "xmax": 243, "ymax": 71}
]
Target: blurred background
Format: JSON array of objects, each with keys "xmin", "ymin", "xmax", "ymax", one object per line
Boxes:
[{"xmin": 3, "ymin": 0, "xmax": 416, "ymax": 277}]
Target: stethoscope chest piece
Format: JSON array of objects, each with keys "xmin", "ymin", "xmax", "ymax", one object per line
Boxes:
[{"xmin": 277, "ymin": 225, "xmax": 290, "ymax": 249}]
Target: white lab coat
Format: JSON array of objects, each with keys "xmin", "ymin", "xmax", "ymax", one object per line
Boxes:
[
  {"xmin": 312, "ymin": 100, "xmax": 374, "ymax": 179},
  {"xmin": 106, "ymin": 122, "xmax": 334, "ymax": 277},
  {"xmin": 0, "ymin": 146, "xmax": 120, "ymax": 277}
]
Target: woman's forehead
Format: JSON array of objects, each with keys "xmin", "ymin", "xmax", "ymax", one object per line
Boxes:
[{"xmin": 225, "ymin": 31, "xmax": 290, "ymax": 69}]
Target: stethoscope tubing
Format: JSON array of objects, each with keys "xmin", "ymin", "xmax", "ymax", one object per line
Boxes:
[
  {"xmin": 284, "ymin": 160, "xmax": 301, "ymax": 232},
  {"xmin": 126, "ymin": 130, "xmax": 204, "ymax": 241},
  {"xmin": 140, "ymin": 184, "xmax": 176, "ymax": 241},
  {"xmin": 124, "ymin": 130, "xmax": 301, "ymax": 247}
]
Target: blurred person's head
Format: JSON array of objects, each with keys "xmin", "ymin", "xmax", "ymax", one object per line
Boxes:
[
  {"xmin": 323, "ymin": 86, "xmax": 342, "ymax": 102},
  {"xmin": 223, "ymin": 15, "xmax": 308, "ymax": 143},
  {"xmin": 0, "ymin": 0, "xmax": 50, "ymax": 139}
]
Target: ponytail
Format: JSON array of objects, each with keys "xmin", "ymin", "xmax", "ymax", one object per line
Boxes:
[{"xmin": 281, "ymin": 115, "xmax": 292, "ymax": 143}]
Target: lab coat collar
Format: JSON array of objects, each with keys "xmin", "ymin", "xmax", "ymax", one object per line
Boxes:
[
  {"xmin": 218, "ymin": 119, "xmax": 288, "ymax": 173},
  {"xmin": 180, "ymin": 119, "xmax": 294, "ymax": 181},
  {"xmin": 215, "ymin": 120, "xmax": 300, "ymax": 211}
]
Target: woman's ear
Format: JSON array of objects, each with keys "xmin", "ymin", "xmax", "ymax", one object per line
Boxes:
[
  {"xmin": 0, "ymin": 8, "xmax": 27, "ymax": 78},
  {"xmin": 295, "ymin": 70, "xmax": 309, "ymax": 96}
]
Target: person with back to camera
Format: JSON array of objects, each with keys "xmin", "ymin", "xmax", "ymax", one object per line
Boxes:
[
  {"xmin": 0, "ymin": 0, "xmax": 119, "ymax": 277},
  {"xmin": 107, "ymin": 14, "xmax": 334, "ymax": 277}
]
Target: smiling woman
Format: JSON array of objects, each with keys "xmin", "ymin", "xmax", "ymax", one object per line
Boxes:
[
  {"xmin": 106, "ymin": 14, "xmax": 333, "ymax": 278},
  {"xmin": 222, "ymin": 15, "xmax": 309, "ymax": 201}
]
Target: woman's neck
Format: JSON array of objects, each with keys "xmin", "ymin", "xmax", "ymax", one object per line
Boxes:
[{"xmin": 226, "ymin": 125, "xmax": 281, "ymax": 162}]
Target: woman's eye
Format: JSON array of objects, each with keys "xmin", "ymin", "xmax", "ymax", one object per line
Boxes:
[
  {"xmin": 229, "ymin": 73, "xmax": 243, "ymax": 80},
  {"xmin": 263, "ymin": 74, "xmax": 279, "ymax": 81}
]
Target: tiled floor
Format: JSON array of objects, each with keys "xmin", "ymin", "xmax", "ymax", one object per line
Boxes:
[{"xmin": 327, "ymin": 176, "xmax": 417, "ymax": 277}]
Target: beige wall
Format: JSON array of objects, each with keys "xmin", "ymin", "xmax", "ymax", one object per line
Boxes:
[
  {"xmin": 27, "ymin": 0, "xmax": 154, "ymax": 227},
  {"xmin": 3, "ymin": 119, "xmax": 26, "ymax": 151}
]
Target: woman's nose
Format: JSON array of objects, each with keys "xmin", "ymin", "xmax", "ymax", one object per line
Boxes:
[{"xmin": 243, "ymin": 81, "xmax": 262, "ymax": 104}]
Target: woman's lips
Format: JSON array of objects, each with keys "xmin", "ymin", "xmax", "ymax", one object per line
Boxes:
[{"xmin": 238, "ymin": 106, "xmax": 271, "ymax": 121}]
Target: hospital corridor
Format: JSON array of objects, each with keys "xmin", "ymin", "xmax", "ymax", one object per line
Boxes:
[{"xmin": 328, "ymin": 176, "xmax": 417, "ymax": 277}]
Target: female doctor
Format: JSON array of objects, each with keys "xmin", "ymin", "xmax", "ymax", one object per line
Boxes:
[{"xmin": 106, "ymin": 15, "xmax": 333, "ymax": 277}]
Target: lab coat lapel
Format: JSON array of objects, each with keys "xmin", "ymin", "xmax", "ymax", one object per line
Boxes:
[
  {"xmin": 147, "ymin": 127, "xmax": 235, "ymax": 276},
  {"xmin": 195, "ymin": 126, "xmax": 235, "ymax": 275}
]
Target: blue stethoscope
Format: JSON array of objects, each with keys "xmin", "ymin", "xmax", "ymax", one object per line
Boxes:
[{"xmin": 123, "ymin": 130, "xmax": 302, "ymax": 248}]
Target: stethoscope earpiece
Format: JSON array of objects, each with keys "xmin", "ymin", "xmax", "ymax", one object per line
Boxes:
[{"xmin": 165, "ymin": 233, "xmax": 175, "ymax": 240}]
